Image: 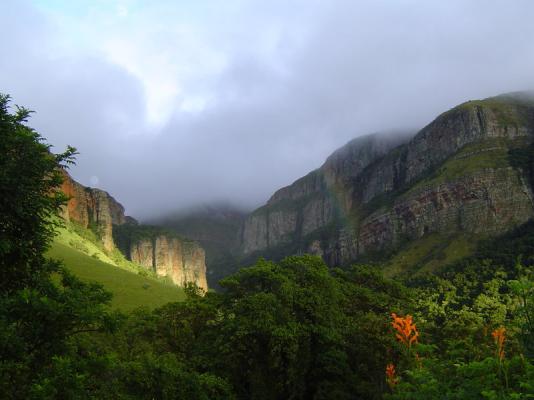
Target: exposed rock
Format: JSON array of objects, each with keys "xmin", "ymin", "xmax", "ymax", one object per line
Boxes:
[
  {"xmin": 241, "ymin": 132, "xmax": 408, "ymax": 255},
  {"xmin": 146, "ymin": 204, "xmax": 246, "ymax": 288},
  {"xmin": 130, "ymin": 239, "xmax": 154, "ymax": 268},
  {"xmin": 59, "ymin": 172, "xmax": 129, "ymax": 251},
  {"xmin": 240, "ymin": 92, "xmax": 534, "ymax": 266},
  {"xmin": 116, "ymin": 224, "xmax": 208, "ymax": 292}
]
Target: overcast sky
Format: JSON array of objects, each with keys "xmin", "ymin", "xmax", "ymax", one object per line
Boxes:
[{"xmin": 2, "ymin": 0, "xmax": 534, "ymax": 219}]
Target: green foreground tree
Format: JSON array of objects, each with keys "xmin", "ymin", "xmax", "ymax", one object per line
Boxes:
[{"xmin": 0, "ymin": 94, "xmax": 115, "ymax": 398}]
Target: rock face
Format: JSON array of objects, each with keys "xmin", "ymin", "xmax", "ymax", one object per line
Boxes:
[
  {"xmin": 60, "ymin": 173, "xmax": 208, "ymax": 290},
  {"xmin": 59, "ymin": 172, "xmax": 126, "ymax": 251},
  {"xmin": 240, "ymin": 132, "xmax": 411, "ymax": 256},
  {"xmin": 128, "ymin": 233, "xmax": 208, "ymax": 292},
  {"xmin": 147, "ymin": 205, "xmax": 246, "ymax": 288},
  {"xmin": 240, "ymin": 92, "xmax": 534, "ymax": 266}
]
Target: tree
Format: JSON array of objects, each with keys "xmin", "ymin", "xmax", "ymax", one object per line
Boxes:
[
  {"xmin": 0, "ymin": 93, "xmax": 76, "ymax": 293},
  {"xmin": 0, "ymin": 94, "xmax": 115, "ymax": 398}
]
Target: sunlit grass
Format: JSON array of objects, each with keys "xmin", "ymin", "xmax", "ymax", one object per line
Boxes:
[{"xmin": 47, "ymin": 242, "xmax": 185, "ymax": 311}]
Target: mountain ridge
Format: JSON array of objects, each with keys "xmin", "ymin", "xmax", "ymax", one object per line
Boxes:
[{"xmin": 239, "ymin": 91, "xmax": 534, "ymax": 268}]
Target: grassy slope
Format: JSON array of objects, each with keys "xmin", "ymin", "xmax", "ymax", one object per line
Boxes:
[
  {"xmin": 382, "ymin": 233, "xmax": 476, "ymax": 278},
  {"xmin": 48, "ymin": 242, "xmax": 185, "ymax": 311},
  {"xmin": 54, "ymin": 222, "xmax": 117, "ymax": 265}
]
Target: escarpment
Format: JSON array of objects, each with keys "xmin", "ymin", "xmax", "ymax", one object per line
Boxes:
[
  {"xmin": 59, "ymin": 173, "xmax": 208, "ymax": 290},
  {"xmin": 59, "ymin": 172, "xmax": 126, "ymax": 252},
  {"xmin": 240, "ymin": 92, "xmax": 534, "ymax": 265},
  {"xmin": 118, "ymin": 225, "xmax": 208, "ymax": 292},
  {"xmin": 241, "ymin": 132, "xmax": 409, "ymax": 255}
]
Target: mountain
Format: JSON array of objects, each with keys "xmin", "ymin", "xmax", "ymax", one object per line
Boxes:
[
  {"xmin": 58, "ymin": 172, "xmax": 208, "ymax": 291},
  {"xmin": 240, "ymin": 92, "xmax": 534, "ymax": 269},
  {"xmin": 148, "ymin": 204, "xmax": 247, "ymax": 287}
]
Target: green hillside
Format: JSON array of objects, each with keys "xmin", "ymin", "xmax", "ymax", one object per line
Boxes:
[
  {"xmin": 47, "ymin": 242, "xmax": 185, "ymax": 311},
  {"xmin": 382, "ymin": 233, "xmax": 476, "ymax": 278}
]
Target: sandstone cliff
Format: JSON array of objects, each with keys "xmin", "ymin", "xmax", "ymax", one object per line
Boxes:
[
  {"xmin": 59, "ymin": 172, "xmax": 126, "ymax": 251},
  {"xmin": 240, "ymin": 92, "xmax": 534, "ymax": 266},
  {"xmin": 60, "ymin": 173, "xmax": 208, "ymax": 290},
  {"xmin": 114, "ymin": 223, "xmax": 208, "ymax": 292},
  {"xmin": 147, "ymin": 204, "xmax": 246, "ymax": 288}
]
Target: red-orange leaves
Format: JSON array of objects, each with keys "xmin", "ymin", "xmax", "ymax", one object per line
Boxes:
[
  {"xmin": 492, "ymin": 326, "xmax": 506, "ymax": 361},
  {"xmin": 391, "ymin": 313, "xmax": 419, "ymax": 349}
]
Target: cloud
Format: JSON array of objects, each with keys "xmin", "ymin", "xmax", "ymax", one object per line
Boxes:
[{"xmin": 2, "ymin": 0, "xmax": 534, "ymax": 219}]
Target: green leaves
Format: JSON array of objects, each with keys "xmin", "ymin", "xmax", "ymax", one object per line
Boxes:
[{"xmin": 0, "ymin": 93, "xmax": 77, "ymax": 294}]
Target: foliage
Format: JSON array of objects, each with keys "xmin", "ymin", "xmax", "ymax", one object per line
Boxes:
[
  {"xmin": 509, "ymin": 275, "xmax": 534, "ymax": 361},
  {"xmin": 384, "ymin": 222, "xmax": 534, "ymax": 399},
  {"xmin": 0, "ymin": 93, "xmax": 117, "ymax": 398},
  {"xmin": 0, "ymin": 93, "xmax": 76, "ymax": 293},
  {"xmin": 137, "ymin": 257, "xmax": 407, "ymax": 399}
]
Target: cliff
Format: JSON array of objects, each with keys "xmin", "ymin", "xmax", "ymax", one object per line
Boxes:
[
  {"xmin": 147, "ymin": 204, "xmax": 246, "ymax": 288},
  {"xmin": 240, "ymin": 92, "xmax": 534, "ymax": 266},
  {"xmin": 59, "ymin": 172, "xmax": 126, "ymax": 252},
  {"xmin": 59, "ymin": 173, "xmax": 208, "ymax": 290},
  {"xmin": 114, "ymin": 223, "xmax": 208, "ymax": 292}
]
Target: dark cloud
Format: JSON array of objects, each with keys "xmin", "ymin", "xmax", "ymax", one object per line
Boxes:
[{"xmin": 2, "ymin": 0, "xmax": 534, "ymax": 219}]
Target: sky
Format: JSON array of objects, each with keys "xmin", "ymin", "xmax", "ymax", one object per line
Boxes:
[{"xmin": 1, "ymin": 0, "xmax": 534, "ymax": 219}]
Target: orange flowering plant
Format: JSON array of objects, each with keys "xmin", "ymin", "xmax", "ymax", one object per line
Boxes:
[
  {"xmin": 391, "ymin": 313, "xmax": 419, "ymax": 350},
  {"xmin": 385, "ymin": 363, "xmax": 398, "ymax": 389},
  {"xmin": 491, "ymin": 326, "xmax": 506, "ymax": 362},
  {"xmin": 385, "ymin": 313, "xmax": 421, "ymax": 391}
]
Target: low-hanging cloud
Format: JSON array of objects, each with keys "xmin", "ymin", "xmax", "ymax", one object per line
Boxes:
[{"xmin": 1, "ymin": 0, "xmax": 534, "ymax": 219}]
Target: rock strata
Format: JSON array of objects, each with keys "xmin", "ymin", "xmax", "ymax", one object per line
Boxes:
[
  {"xmin": 59, "ymin": 172, "xmax": 126, "ymax": 251},
  {"xmin": 114, "ymin": 222, "xmax": 208, "ymax": 291},
  {"xmin": 241, "ymin": 92, "xmax": 534, "ymax": 265}
]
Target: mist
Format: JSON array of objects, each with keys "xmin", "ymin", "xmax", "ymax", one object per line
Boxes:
[{"xmin": 1, "ymin": 0, "xmax": 534, "ymax": 219}]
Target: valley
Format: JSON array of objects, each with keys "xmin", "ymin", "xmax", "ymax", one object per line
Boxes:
[
  {"xmin": 4, "ymin": 90, "xmax": 534, "ymax": 398},
  {"xmin": 3, "ymin": 2, "xmax": 534, "ymax": 396}
]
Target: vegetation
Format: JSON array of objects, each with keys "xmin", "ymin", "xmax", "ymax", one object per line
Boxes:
[
  {"xmin": 2, "ymin": 92, "xmax": 534, "ymax": 398},
  {"xmin": 55, "ymin": 219, "xmax": 170, "ymax": 279},
  {"xmin": 47, "ymin": 242, "xmax": 185, "ymax": 311},
  {"xmin": 53, "ymin": 220, "xmax": 117, "ymax": 265},
  {"xmin": 383, "ymin": 233, "xmax": 475, "ymax": 277}
]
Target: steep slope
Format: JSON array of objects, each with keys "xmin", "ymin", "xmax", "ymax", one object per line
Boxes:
[
  {"xmin": 241, "ymin": 92, "xmax": 534, "ymax": 267},
  {"xmin": 60, "ymin": 171, "xmax": 127, "ymax": 252},
  {"xmin": 241, "ymin": 132, "xmax": 411, "ymax": 257},
  {"xmin": 113, "ymin": 223, "xmax": 208, "ymax": 292},
  {"xmin": 58, "ymin": 173, "xmax": 208, "ymax": 290},
  {"xmin": 149, "ymin": 204, "xmax": 247, "ymax": 287}
]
